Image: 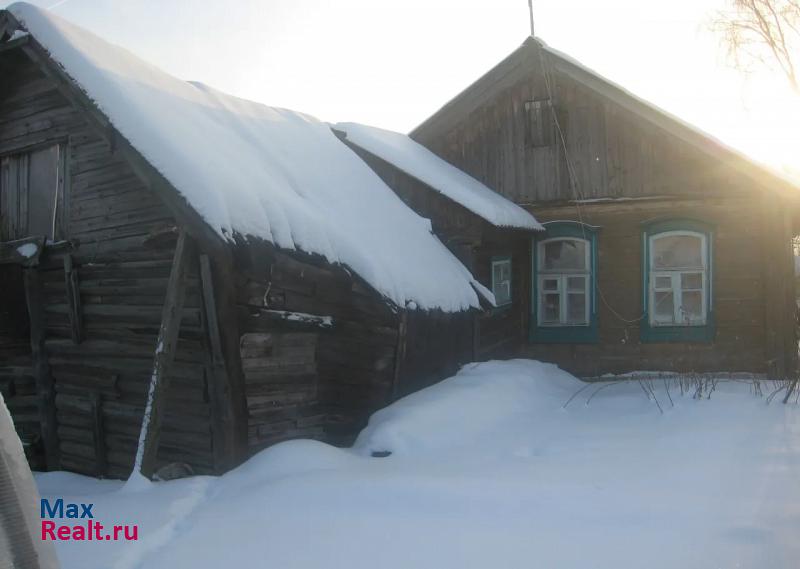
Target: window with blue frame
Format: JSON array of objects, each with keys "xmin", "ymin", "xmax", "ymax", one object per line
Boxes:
[
  {"xmin": 641, "ymin": 219, "xmax": 714, "ymax": 343},
  {"xmin": 491, "ymin": 256, "xmax": 512, "ymax": 307},
  {"xmin": 530, "ymin": 222, "xmax": 598, "ymax": 343}
]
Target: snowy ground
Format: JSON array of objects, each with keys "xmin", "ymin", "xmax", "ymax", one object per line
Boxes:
[{"xmin": 36, "ymin": 360, "xmax": 800, "ymax": 569}]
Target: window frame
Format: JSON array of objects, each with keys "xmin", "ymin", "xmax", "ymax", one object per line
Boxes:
[
  {"xmin": 530, "ymin": 221, "xmax": 598, "ymax": 344},
  {"xmin": 524, "ymin": 98, "xmax": 555, "ymax": 148},
  {"xmin": 641, "ymin": 219, "xmax": 715, "ymax": 343},
  {"xmin": 490, "ymin": 255, "xmax": 513, "ymax": 308},
  {"xmin": 0, "ymin": 140, "xmax": 68, "ymax": 242},
  {"xmin": 536, "ymin": 238, "xmax": 591, "ymax": 326}
]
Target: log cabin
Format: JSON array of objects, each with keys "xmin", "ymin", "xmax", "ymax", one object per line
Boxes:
[
  {"xmin": 412, "ymin": 37, "xmax": 800, "ymax": 381},
  {"xmin": 0, "ymin": 4, "xmax": 540, "ymax": 477}
]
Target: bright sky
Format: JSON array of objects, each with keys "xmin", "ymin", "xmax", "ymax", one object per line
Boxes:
[{"xmin": 8, "ymin": 0, "xmax": 800, "ymax": 177}]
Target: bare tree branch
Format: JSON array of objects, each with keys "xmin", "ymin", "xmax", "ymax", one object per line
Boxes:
[{"xmin": 712, "ymin": 0, "xmax": 800, "ymax": 92}]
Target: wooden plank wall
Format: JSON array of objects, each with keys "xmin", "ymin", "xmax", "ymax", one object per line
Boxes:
[
  {"xmin": 760, "ymin": 197, "xmax": 798, "ymax": 378},
  {"xmin": 471, "ymin": 228, "xmax": 531, "ymax": 360},
  {"xmin": 416, "ymin": 51, "xmax": 762, "ymax": 205},
  {"xmin": 1, "ymin": 51, "xmax": 217, "ymax": 477},
  {"xmin": 398, "ymin": 310, "xmax": 474, "ymax": 398},
  {"xmin": 235, "ymin": 249, "xmax": 401, "ymax": 452},
  {"xmin": 521, "ymin": 197, "xmax": 792, "ymax": 376}
]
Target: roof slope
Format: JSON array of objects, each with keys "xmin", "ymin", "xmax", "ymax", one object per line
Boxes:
[
  {"xmin": 412, "ymin": 37, "xmax": 800, "ymax": 198},
  {"xmin": 334, "ymin": 122, "xmax": 542, "ymax": 230},
  {"xmin": 6, "ymin": 2, "xmax": 491, "ymax": 312}
]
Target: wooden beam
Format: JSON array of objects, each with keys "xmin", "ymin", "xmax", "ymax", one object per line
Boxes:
[
  {"xmin": 209, "ymin": 255, "xmax": 249, "ymax": 465},
  {"xmin": 89, "ymin": 391, "xmax": 107, "ymax": 477},
  {"xmin": 0, "ymin": 34, "xmax": 28, "ymax": 54},
  {"xmin": 391, "ymin": 311, "xmax": 408, "ymax": 400},
  {"xmin": 472, "ymin": 312, "xmax": 480, "ymax": 362},
  {"xmin": 199, "ymin": 254, "xmax": 236, "ymax": 472},
  {"xmin": 63, "ymin": 254, "xmax": 83, "ymax": 343},
  {"xmin": 0, "ymin": 236, "xmax": 44, "ymax": 266},
  {"xmin": 133, "ymin": 230, "xmax": 192, "ymax": 478},
  {"xmin": 23, "ymin": 267, "xmax": 59, "ymax": 470}
]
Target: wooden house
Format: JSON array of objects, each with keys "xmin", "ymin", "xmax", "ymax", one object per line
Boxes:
[
  {"xmin": 412, "ymin": 37, "xmax": 800, "ymax": 380},
  {"xmin": 0, "ymin": 5, "xmax": 540, "ymax": 477},
  {"xmin": 332, "ymin": 122, "xmax": 542, "ymax": 395}
]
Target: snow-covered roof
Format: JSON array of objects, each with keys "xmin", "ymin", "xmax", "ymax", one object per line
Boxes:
[
  {"xmin": 6, "ymin": 3, "xmax": 493, "ymax": 312},
  {"xmin": 334, "ymin": 122, "xmax": 542, "ymax": 230}
]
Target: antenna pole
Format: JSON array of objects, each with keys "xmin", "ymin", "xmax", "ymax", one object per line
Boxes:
[{"xmin": 528, "ymin": 0, "xmax": 534, "ymax": 36}]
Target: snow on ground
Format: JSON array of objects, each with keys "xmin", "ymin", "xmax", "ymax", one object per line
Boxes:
[
  {"xmin": 8, "ymin": 3, "xmax": 490, "ymax": 312},
  {"xmin": 333, "ymin": 122, "xmax": 543, "ymax": 230},
  {"xmin": 36, "ymin": 360, "xmax": 800, "ymax": 569}
]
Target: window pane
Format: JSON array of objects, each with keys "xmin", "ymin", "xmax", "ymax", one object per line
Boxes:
[
  {"xmin": 566, "ymin": 276, "xmax": 585, "ymax": 292},
  {"xmin": 27, "ymin": 145, "xmax": 60, "ymax": 239},
  {"xmin": 652, "ymin": 234, "xmax": 702, "ymax": 269},
  {"xmin": 681, "ymin": 272, "xmax": 702, "ymax": 290},
  {"xmin": 654, "ymin": 275, "xmax": 672, "ymax": 289},
  {"xmin": 653, "ymin": 291, "xmax": 674, "ymax": 322},
  {"xmin": 680, "ymin": 291, "xmax": 703, "ymax": 322},
  {"xmin": 542, "ymin": 293, "xmax": 560, "ymax": 323},
  {"xmin": 567, "ymin": 292, "xmax": 586, "ymax": 324},
  {"xmin": 543, "ymin": 239, "xmax": 586, "ymax": 270},
  {"xmin": 493, "ymin": 261, "xmax": 511, "ymax": 305},
  {"xmin": 0, "ymin": 156, "xmax": 21, "ymax": 240},
  {"xmin": 542, "ymin": 278, "xmax": 558, "ymax": 291},
  {"xmin": 495, "ymin": 282, "xmax": 511, "ymax": 306}
]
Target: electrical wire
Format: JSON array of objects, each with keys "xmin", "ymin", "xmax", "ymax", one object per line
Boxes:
[{"xmin": 538, "ymin": 51, "xmax": 647, "ymax": 324}]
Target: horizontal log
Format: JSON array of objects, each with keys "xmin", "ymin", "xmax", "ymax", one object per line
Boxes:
[
  {"xmin": 0, "ymin": 236, "xmax": 45, "ymax": 266},
  {"xmin": 45, "ymin": 303, "xmax": 202, "ymax": 328}
]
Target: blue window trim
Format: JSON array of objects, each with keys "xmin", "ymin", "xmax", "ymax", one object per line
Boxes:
[
  {"xmin": 641, "ymin": 218, "xmax": 715, "ymax": 343},
  {"xmin": 529, "ymin": 221, "xmax": 599, "ymax": 344},
  {"xmin": 490, "ymin": 255, "xmax": 513, "ymax": 310}
]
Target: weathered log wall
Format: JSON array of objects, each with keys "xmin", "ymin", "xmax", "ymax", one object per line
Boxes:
[
  {"xmin": 398, "ymin": 310, "xmax": 473, "ymax": 397},
  {"xmin": 1, "ymin": 49, "xmax": 217, "ymax": 476},
  {"xmin": 234, "ymin": 246, "xmax": 401, "ymax": 452}
]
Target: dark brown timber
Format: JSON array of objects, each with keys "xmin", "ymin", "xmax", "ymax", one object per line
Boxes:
[
  {"xmin": 137, "ymin": 229, "xmax": 192, "ymax": 478},
  {"xmin": 62, "ymin": 253, "xmax": 82, "ymax": 343},
  {"xmin": 199, "ymin": 253, "xmax": 236, "ymax": 471},
  {"xmin": 23, "ymin": 265, "xmax": 59, "ymax": 469}
]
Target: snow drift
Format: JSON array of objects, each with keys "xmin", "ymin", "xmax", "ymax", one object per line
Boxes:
[
  {"xmin": 34, "ymin": 360, "xmax": 800, "ymax": 569},
  {"xmin": 354, "ymin": 359, "xmax": 579, "ymax": 455}
]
